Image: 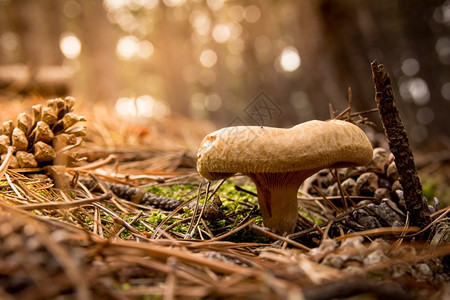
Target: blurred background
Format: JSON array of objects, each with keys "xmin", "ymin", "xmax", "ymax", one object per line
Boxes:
[{"xmin": 0, "ymin": 0, "xmax": 449, "ymax": 150}]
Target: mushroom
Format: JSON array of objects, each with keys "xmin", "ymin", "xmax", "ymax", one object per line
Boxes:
[{"xmin": 196, "ymin": 119, "xmax": 373, "ymax": 234}]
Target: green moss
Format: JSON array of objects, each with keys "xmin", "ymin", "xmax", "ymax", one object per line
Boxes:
[
  {"xmin": 140, "ymin": 179, "xmax": 269, "ymax": 242},
  {"xmin": 121, "ymin": 283, "xmax": 131, "ymax": 290},
  {"xmin": 146, "ymin": 184, "xmax": 197, "ymax": 200},
  {"xmin": 422, "ymin": 178, "xmax": 437, "ymax": 201},
  {"xmin": 146, "ymin": 185, "xmax": 164, "ymax": 195},
  {"xmin": 120, "ymin": 231, "xmax": 132, "ymax": 239},
  {"xmin": 146, "ymin": 210, "xmax": 167, "ymax": 225},
  {"xmin": 421, "ymin": 175, "xmax": 450, "ymax": 207},
  {"xmin": 36, "ymin": 190, "xmax": 48, "ymax": 197}
]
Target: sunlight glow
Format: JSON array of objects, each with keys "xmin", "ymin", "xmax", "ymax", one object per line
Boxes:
[
  {"xmin": 199, "ymin": 49, "xmax": 217, "ymax": 68},
  {"xmin": 279, "ymin": 46, "xmax": 301, "ymax": 72},
  {"xmin": 117, "ymin": 35, "xmax": 139, "ymax": 59},
  {"xmin": 433, "ymin": 2, "xmax": 450, "ymax": 24},
  {"xmin": 163, "ymin": 0, "xmax": 186, "ymax": 8},
  {"xmin": 59, "ymin": 32, "xmax": 81, "ymax": 59},
  {"xmin": 190, "ymin": 11, "xmax": 211, "ymax": 36},
  {"xmin": 204, "ymin": 93, "xmax": 222, "ymax": 111},
  {"xmin": 228, "ymin": 5, "xmax": 244, "ymax": 22},
  {"xmin": 435, "ymin": 36, "xmax": 450, "ymax": 64},
  {"xmin": 399, "ymin": 77, "xmax": 430, "ymax": 105},
  {"xmin": 115, "ymin": 95, "xmax": 170, "ymax": 119},
  {"xmin": 401, "ymin": 58, "xmax": 420, "ymax": 76},
  {"xmin": 188, "ymin": 92, "xmax": 222, "ymax": 119},
  {"xmin": 212, "ymin": 24, "xmax": 231, "ymax": 43},
  {"xmin": 137, "ymin": 40, "xmax": 154, "ymax": 58},
  {"xmin": 207, "ymin": 0, "xmax": 224, "ymax": 11},
  {"xmin": 442, "ymin": 82, "xmax": 450, "ymax": 100},
  {"xmin": 244, "ymin": 5, "xmax": 261, "ymax": 23},
  {"xmin": 116, "ymin": 36, "xmax": 153, "ymax": 60},
  {"xmin": 416, "ymin": 107, "xmax": 434, "ymax": 125},
  {"xmin": 103, "ymin": 0, "xmax": 127, "ymax": 10}
]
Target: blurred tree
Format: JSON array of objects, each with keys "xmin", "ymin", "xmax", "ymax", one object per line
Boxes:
[
  {"xmin": 1, "ymin": 0, "xmax": 68, "ymax": 96},
  {"xmin": 79, "ymin": 0, "xmax": 119, "ymax": 103},
  {"xmin": 0, "ymin": 0, "xmax": 448, "ymax": 149},
  {"xmin": 12, "ymin": 0, "xmax": 63, "ymax": 68}
]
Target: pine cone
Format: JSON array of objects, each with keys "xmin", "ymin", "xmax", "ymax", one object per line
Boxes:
[
  {"xmin": 0, "ymin": 212, "xmax": 87, "ymax": 298},
  {"xmin": 0, "ymin": 96, "xmax": 86, "ymax": 169}
]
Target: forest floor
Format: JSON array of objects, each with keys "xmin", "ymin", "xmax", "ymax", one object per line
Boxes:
[{"xmin": 0, "ymin": 96, "xmax": 449, "ymax": 300}]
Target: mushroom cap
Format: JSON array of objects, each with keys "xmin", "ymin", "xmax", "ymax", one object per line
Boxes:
[{"xmin": 197, "ymin": 120, "xmax": 373, "ymax": 180}]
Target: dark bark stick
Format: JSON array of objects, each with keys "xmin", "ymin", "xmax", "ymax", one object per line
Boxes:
[{"xmin": 370, "ymin": 60, "xmax": 431, "ymax": 229}]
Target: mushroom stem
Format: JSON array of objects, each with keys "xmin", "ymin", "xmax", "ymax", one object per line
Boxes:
[{"xmin": 249, "ymin": 171, "xmax": 318, "ymax": 234}]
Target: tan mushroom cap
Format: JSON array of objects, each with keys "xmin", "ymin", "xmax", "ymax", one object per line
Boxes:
[{"xmin": 197, "ymin": 119, "xmax": 373, "ymax": 180}]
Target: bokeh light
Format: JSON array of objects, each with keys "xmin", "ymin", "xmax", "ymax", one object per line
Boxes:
[
  {"xmin": 199, "ymin": 49, "xmax": 217, "ymax": 68},
  {"xmin": 207, "ymin": 0, "xmax": 224, "ymax": 11},
  {"xmin": 115, "ymin": 95, "xmax": 170, "ymax": 119},
  {"xmin": 416, "ymin": 107, "xmax": 434, "ymax": 125},
  {"xmin": 401, "ymin": 58, "xmax": 420, "ymax": 76},
  {"xmin": 243, "ymin": 5, "xmax": 261, "ymax": 23},
  {"xmin": 278, "ymin": 46, "xmax": 301, "ymax": 72},
  {"xmin": 0, "ymin": 31, "xmax": 19, "ymax": 54},
  {"xmin": 399, "ymin": 77, "xmax": 430, "ymax": 105},
  {"xmin": 435, "ymin": 36, "xmax": 450, "ymax": 64},
  {"xmin": 59, "ymin": 32, "xmax": 81, "ymax": 59},
  {"xmin": 163, "ymin": 0, "xmax": 186, "ymax": 8},
  {"xmin": 441, "ymin": 82, "xmax": 450, "ymax": 100},
  {"xmin": 1, "ymin": 0, "xmax": 447, "ymax": 149},
  {"xmin": 116, "ymin": 35, "xmax": 139, "ymax": 60},
  {"xmin": 116, "ymin": 35, "xmax": 153, "ymax": 60},
  {"xmin": 63, "ymin": 0, "xmax": 82, "ymax": 18},
  {"xmin": 190, "ymin": 11, "xmax": 211, "ymax": 36},
  {"xmin": 212, "ymin": 24, "xmax": 231, "ymax": 43}
]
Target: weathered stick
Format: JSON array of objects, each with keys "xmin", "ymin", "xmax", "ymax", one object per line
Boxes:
[{"xmin": 370, "ymin": 60, "xmax": 431, "ymax": 229}]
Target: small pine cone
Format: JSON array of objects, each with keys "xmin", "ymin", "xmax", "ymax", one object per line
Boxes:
[
  {"xmin": 12, "ymin": 128, "xmax": 28, "ymax": 151},
  {"xmin": 15, "ymin": 151, "xmax": 38, "ymax": 168},
  {"xmin": 17, "ymin": 113, "xmax": 31, "ymax": 134},
  {"xmin": 35, "ymin": 121, "xmax": 54, "ymax": 144},
  {"xmin": 34, "ymin": 141, "xmax": 56, "ymax": 163},
  {"xmin": 0, "ymin": 135, "xmax": 10, "ymax": 154},
  {"xmin": 42, "ymin": 107, "xmax": 57, "ymax": 125},
  {"xmin": 2, "ymin": 120, "xmax": 14, "ymax": 136}
]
